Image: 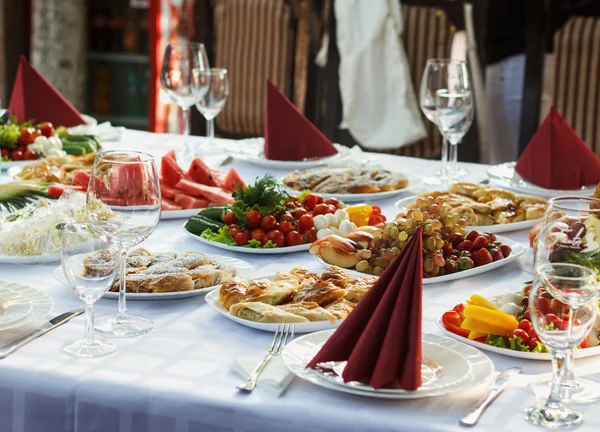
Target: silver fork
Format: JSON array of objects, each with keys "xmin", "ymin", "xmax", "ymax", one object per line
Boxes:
[{"xmin": 236, "ymin": 324, "xmax": 295, "ymax": 392}]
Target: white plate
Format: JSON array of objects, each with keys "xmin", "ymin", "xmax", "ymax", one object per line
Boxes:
[
  {"xmin": 0, "ymin": 280, "xmax": 54, "ymax": 331},
  {"xmin": 0, "ymin": 160, "xmax": 37, "ymax": 171},
  {"xmin": 184, "ymin": 227, "xmax": 311, "ymax": 255},
  {"xmin": 285, "ymin": 173, "xmax": 423, "ymax": 203},
  {"xmin": 53, "ymin": 254, "xmax": 254, "ymax": 301},
  {"xmin": 0, "ymin": 252, "xmax": 62, "ymax": 265},
  {"xmin": 487, "ymin": 162, "xmax": 595, "ymax": 198},
  {"xmin": 0, "ymin": 287, "xmax": 33, "ymax": 327},
  {"xmin": 314, "ymin": 234, "xmax": 526, "ymax": 284},
  {"xmin": 160, "ymin": 208, "xmax": 204, "ymax": 220},
  {"xmin": 221, "ymin": 138, "xmax": 352, "ymax": 169},
  {"xmin": 394, "ymin": 196, "xmax": 543, "ymax": 233},
  {"xmin": 282, "ymin": 331, "xmax": 495, "ymax": 399}
]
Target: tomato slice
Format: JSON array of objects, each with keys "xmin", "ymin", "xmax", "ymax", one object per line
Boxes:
[{"xmin": 442, "ymin": 311, "xmax": 470, "ymax": 338}]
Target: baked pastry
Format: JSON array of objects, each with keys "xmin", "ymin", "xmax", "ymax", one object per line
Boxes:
[
  {"xmin": 320, "ymin": 266, "xmax": 351, "ymax": 287},
  {"xmin": 288, "ymin": 267, "xmax": 319, "ymax": 285},
  {"xmin": 250, "ymin": 279, "xmax": 300, "ymax": 305},
  {"xmin": 344, "ymin": 276, "xmax": 377, "ymax": 303},
  {"xmin": 219, "ymin": 277, "xmax": 267, "ymax": 309},
  {"xmin": 123, "ymin": 273, "xmax": 194, "ymax": 293},
  {"xmin": 278, "ymin": 302, "xmax": 337, "ymax": 323},
  {"xmin": 293, "ymin": 280, "xmax": 347, "ymax": 306},
  {"xmin": 325, "ymin": 298, "xmax": 356, "ymax": 319},
  {"xmin": 229, "ymin": 302, "xmax": 309, "ymax": 323}
]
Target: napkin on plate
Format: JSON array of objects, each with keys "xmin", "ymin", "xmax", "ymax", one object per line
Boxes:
[
  {"xmin": 8, "ymin": 56, "xmax": 86, "ymax": 127},
  {"xmin": 231, "ymin": 356, "xmax": 295, "ymax": 397},
  {"xmin": 307, "ymin": 227, "xmax": 423, "ymax": 390},
  {"xmin": 514, "ymin": 107, "xmax": 600, "ymax": 190},
  {"xmin": 264, "ymin": 80, "xmax": 338, "ymax": 161}
]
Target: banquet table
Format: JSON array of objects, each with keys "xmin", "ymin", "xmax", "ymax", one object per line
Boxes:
[{"xmin": 1, "ymin": 129, "xmax": 600, "ymax": 432}]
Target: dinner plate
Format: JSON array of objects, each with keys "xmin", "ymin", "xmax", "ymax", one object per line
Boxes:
[
  {"xmin": 0, "ymin": 160, "xmax": 36, "ymax": 171},
  {"xmin": 183, "ymin": 227, "xmax": 311, "ymax": 254},
  {"xmin": 0, "ymin": 287, "xmax": 33, "ymax": 327},
  {"xmin": 314, "ymin": 234, "xmax": 526, "ymax": 284},
  {"xmin": 53, "ymin": 254, "xmax": 254, "ymax": 301},
  {"xmin": 0, "ymin": 252, "xmax": 62, "ymax": 265},
  {"xmin": 394, "ymin": 196, "xmax": 543, "ymax": 233},
  {"xmin": 487, "ymin": 162, "xmax": 595, "ymax": 198},
  {"xmin": 160, "ymin": 208, "xmax": 203, "ymax": 220},
  {"xmin": 221, "ymin": 138, "xmax": 352, "ymax": 169},
  {"xmin": 284, "ymin": 173, "xmax": 423, "ymax": 203},
  {"xmin": 0, "ymin": 281, "xmax": 54, "ymax": 331},
  {"xmin": 282, "ymin": 331, "xmax": 495, "ymax": 399}
]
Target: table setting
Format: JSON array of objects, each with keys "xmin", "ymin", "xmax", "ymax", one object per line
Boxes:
[{"xmin": 4, "ymin": 49, "xmax": 600, "ymax": 432}]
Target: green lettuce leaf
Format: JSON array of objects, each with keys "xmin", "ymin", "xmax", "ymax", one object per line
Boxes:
[
  {"xmin": 508, "ymin": 336, "xmax": 530, "ymax": 352},
  {"xmin": 485, "ymin": 334, "xmax": 507, "ymax": 349}
]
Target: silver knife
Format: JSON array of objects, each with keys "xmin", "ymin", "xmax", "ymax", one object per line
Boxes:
[
  {"xmin": 459, "ymin": 367, "xmax": 522, "ymax": 427},
  {"xmin": 0, "ymin": 310, "xmax": 84, "ymax": 359}
]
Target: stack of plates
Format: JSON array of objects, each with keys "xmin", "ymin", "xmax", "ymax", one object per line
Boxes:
[
  {"xmin": 0, "ymin": 281, "xmax": 54, "ymax": 331},
  {"xmin": 282, "ymin": 331, "xmax": 494, "ymax": 399}
]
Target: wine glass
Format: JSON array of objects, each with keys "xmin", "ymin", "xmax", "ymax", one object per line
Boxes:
[
  {"xmin": 525, "ymin": 263, "xmax": 598, "ymax": 428},
  {"xmin": 192, "ymin": 68, "xmax": 229, "ymax": 149},
  {"xmin": 534, "ymin": 196, "xmax": 600, "ymax": 403},
  {"xmin": 86, "ymin": 151, "xmax": 161, "ymax": 338},
  {"xmin": 445, "ymin": 96, "xmax": 473, "ymax": 181},
  {"xmin": 419, "ymin": 59, "xmax": 470, "ymax": 186},
  {"xmin": 61, "ymin": 223, "xmax": 119, "ymax": 358},
  {"xmin": 160, "ymin": 42, "xmax": 210, "ymax": 161}
]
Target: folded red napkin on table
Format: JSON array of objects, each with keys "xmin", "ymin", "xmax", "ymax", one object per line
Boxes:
[
  {"xmin": 8, "ymin": 56, "xmax": 86, "ymax": 127},
  {"xmin": 264, "ymin": 80, "xmax": 337, "ymax": 161},
  {"xmin": 307, "ymin": 227, "xmax": 423, "ymax": 390},
  {"xmin": 514, "ymin": 107, "xmax": 600, "ymax": 190}
]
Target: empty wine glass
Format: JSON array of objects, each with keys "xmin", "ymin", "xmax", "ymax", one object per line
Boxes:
[
  {"xmin": 86, "ymin": 151, "xmax": 161, "ymax": 338},
  {"xmin": 160, "ymin": 42, "xmax": 210, "ymax": 161},
  {"xmin": 61, "ymin": 223, "xmax": 119, "ymax": 358},
  {"xmin": 445, "ymin": 96, "xmax": 473, "ymax": 181},
  {"xmin": 419, "ymin": 59, "xmax": 470, "ymax": 186},
  {"xmin": 525, "ymin": 263, "xmax": 598, "ymax": 428},
  {"xmin": 192, "ymin": 68, "xmax": 229, "ymax": 149}
]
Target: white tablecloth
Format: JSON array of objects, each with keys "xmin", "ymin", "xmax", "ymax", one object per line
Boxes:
[{"xmin": 1, "ymin": 130, "xmax": 600, "ymax": 432}]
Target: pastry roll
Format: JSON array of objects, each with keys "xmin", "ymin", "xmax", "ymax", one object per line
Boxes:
[
  {"xmin": 112, "ymin": 273, "xmax": 195, "ymax": 293},
  {"xmin": 320, "ymin": 266, "xmax": 351, "ymax": 287},
  {"xmin": 325, "ymin": 298, "xmax": 355, "ymax": 319},
  {"xmin": 250, "ymin": 279, "xmax": 300, "ymax": 305},
  {"xmin": 278, "ymin": 302, "xmax": 337, "ymax": 323},
  {"xmin": 229, "ymin": 302, "xmax": 309, "ymax": 323},
  {"xmin": 343, "ymin": 277, "xmax": 376, "ymax": 303},
  {"xmin": 219, "ymin": 277, "xmax": 251, "ymax": 309},
  {"xmin": 294, "ymin": 281, "xmax": 347, "ymax": 306}
]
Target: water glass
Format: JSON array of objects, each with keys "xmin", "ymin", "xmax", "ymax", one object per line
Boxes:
[{"xmin": 192, "ymin": 68, "xmax": 229, "ymax": 149}]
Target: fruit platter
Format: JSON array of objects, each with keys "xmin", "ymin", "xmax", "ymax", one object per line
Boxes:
[
  {"xmin": 438, "ymin": 286, "xmax": 600, "ymax": 360},
  {"xmin": 310, "ymin": 194, "xmax": 525, "ymax": 282},
  {"xmin": 184, "ymin": 174, "xmax": 386, "ymax": 254}
]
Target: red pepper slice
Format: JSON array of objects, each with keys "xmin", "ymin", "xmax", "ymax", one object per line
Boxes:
[
  {"xmin": 452, "ymin": 303, "xmax": 466, "ymax": 320},
  {"xmin": 442, "ymin": 311, "xmax": 470, "ymax": 338}
]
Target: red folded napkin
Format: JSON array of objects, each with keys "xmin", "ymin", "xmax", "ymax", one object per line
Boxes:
[
  {"xmin": 307, "ymin": 227, "xmax": 423, "ymax": 390},
  {"xmin": 8, "ymin": 56, "xmax": 86, "ymax": 127},
  {"xmin": 515, "ymin": 107, "xmax": 600, "ymax": 190},
  {"xmin": 264, "ymin": 80, "xmax": 337, "ymax": 161}
]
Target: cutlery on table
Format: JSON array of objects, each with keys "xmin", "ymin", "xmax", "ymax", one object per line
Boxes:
[
  {"xmin": 236, "ymin": 324, "xmax": 295, "ymax": 393},
  {"xmin": 0, "ymin": 310, "xmax": 84, "ymax": 359},
  {"xmin": 459, "ymin": 367, "xmax": 522, "ymax": 427}
]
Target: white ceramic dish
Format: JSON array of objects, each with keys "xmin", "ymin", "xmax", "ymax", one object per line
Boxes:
[
  {"xmin": 394, "ymin": 196, "xmax": 543, "ymax": 233},
  {"xmin": 0, "ymin": 287, "xmax": 33, "ymax": 327},
  {"xmin": 487, "ymin": 162, "xmax": 595, "ymax": 198},
  {"xmin": 53, "ymin": 254, "xmax": 254, "ymax": 301},
  {"xmin": 221, "ymin": 138, "xmax": 352, "ymax": 169},
  {"xmin": 160, "ymin": 208, "xmax": 203, "ymax": 220},
  {"xmin": 0, "ymin": 160, "xmax": 35, "ymax": 171},
  {"xmin": 285, "ymin": 173, "xmax": 423, "ymax": 203},
  {"xmin": 184, "ymin": 227, "xmax": 311, "ymax": 255},
  {"xmin": 0, "ymin": 252, "xmax": 62, "ymax": 265},
  {"xmin": 0, "ymin": 280, "xmax": 54, "ymax": 331},
  {"xmin": 314, "ymin": 234, "xmax": 525, "ymax": 284},
  {"xmin": 282, "ymin": 331, "xmax": 495, "ymax": 399}
]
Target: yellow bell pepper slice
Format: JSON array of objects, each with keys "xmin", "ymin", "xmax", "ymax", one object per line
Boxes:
[
  {"xmin": 468, "ymin": 330, "xmax": 486, "ymax": 340},
  {"xmin": 469, "ymin": 294, "xmax": 498, "ymax": 311},
  {"xmin": 345, "ymin": 204, "xmax": 372, "ymax": 216},
  {"xmin": 460, "ymin": 305, "xmax": 518, "ymax": 337}
]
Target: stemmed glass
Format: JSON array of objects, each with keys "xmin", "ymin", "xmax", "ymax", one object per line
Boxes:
[
  {"xmin": 160, "ymin": 42, "xmax": 210, "ymax": 161},
  {"xmin": 525, "ymin": 263, "xmax": 598, "ymax": 428},
  {"xmin": 192, "ymin": 68, "xmax": 229, "ymax": 149},
  {"xmin": 534, "ymin": 196, "xmax": 600, "ymax": 403},
  {"xmin": 86, "ymin": 151, "xmax": 161, "ymax": 338},
  {"xmin": 61, "ymin": 223, "xmax": 119, "ymax": 358},
  {"xmin": 445, "ymin": 96, "xmax": 473, "ymax": 181},
  {"xmin": 419, "ymin": 59, "xmax": 470, "ymax": 186}
]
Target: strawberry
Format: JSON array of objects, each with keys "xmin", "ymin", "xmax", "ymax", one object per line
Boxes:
[
  {"xmin": 471, "ymin": 235, "xmax": 488, "ymax": 250},
  {"xmin": 442, "ymin": 242, "xmax": 454, "ymax": 255},
  {"xmin": 457, "ymin": 240, "xmax": 473, "ymax": 251},
  {"xmin": 466, "ymin": 231, "xmax": 479, "ymax": 242},
  {"xmin": 490, "ymin": 247, "xmax": 504, "ymax": 261},
  {"xmin": 472, "ymin": 247, "xmax": 493, "ymax": 267},
  {"xmin": 484, "ymin": 232, "xmax": 497, "ymax": 242},
  {"xmin": 444, "ymin": 261, "xmax": 457, "ymax": 274},
  {"xmin": 500, "ymin": 244, "xmax": 512, "ymax": 258},
  {"xmin": 449, "ymin": 233, "xmax": 464, "ymax": 247}
]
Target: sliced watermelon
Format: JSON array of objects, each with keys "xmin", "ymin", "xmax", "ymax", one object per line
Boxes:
[
  {"xmin": 187, "ymin": 157, "xmax": 218, "ymax": 186},
  {"xmin": 174, "ymin": 194, "xmax": 209, "ymax": 209},
  {"xmin": 164, "ymin": 150, "xmax": 177, "ymax": 161},
  {"xmin": 222, "ymin": 168, "xmax": 246, "ymax": 192},
  {"xmin": 161, "ymin": 156, "xmax": 187, "ymax": 187},
  {"xmin": 175, "ymin": 179, "xmax": 234, "ymax": 205},
  {"xmin": 109, "ymin": 163, "xmax": 150, "ymax": 203},
  {"xmin": 161, "ymin": 197, "xmax": 183, "ymax": 211},
  {"xmin": 160, "ymin": 182, "xmax": 181, "ymax": 200},
  {"xmin": 73, "ymin": 171, "xmax": 91, "ymax": 190},
  {"xmin": 211, "ymin": 169, "xmax": 227, "ymax": 188},
  {"xmin": 47, "ymin": 184, "xmax": 84, "ymax": 198}
]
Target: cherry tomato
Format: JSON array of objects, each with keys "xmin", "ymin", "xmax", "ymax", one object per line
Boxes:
[
  {"xmin": 368, "ymin": 214, "xmax": 386, "ymax": 226},
  {"xmin": 523, "ymin": 309, "xmax": 531, "ymax": 321},
  {"xmin": 325, "ymin": 198, "xmax": 341, "ymax": 209},
  {"xmin": 234, "ymin": 232, "xmax": 248, "ymax": 246},
  {"xmin": 22, "ymin": 150, "xmax": 38, "ymax": 160},
  {"xmin": 1, "ymin": 149, "xmax": 8, "ymax": 158},
  {"xmin": 580, "ymin": 336, "xmax": 589, "ymax": 349},
  {"xmin": 523, "ymin": 284, "xmax": 533, "ymax": 297},
  {"xmin": 551, "ymin": 298, "xmax": 568, "ymax": 316},
  {"xmin": 284, "ymin": 198, "xmax": 297, "ymax": 207},
  {"xmin": 228, "ymin": 224, "xmax": 240, "ymax": 235},
  {"xmin": 286, "ymin": 230, "xmax": 304, "ymax": 246},
  {"xmin": 544, "ymin": 313, "xmax": 561, "ymax": 328},
  {"xmin": 223, "ymin": 211, "xmax": 237, "ymax": 226},
  {"xmin": 372, "ymin": 205, "xmax": 382, "ymax": 215},
  {"xmin": 528, "ymin": 338, "xmax": 540, "ymax": 351},
  {"xmin": 251, "ymin": 228, "xmax": 267, "ymax": 246},
  {"xmin": 17, "ymin": 127, "xmax": 37, "ymax": 146},
  {"xmin": 303, "ymin": 228, "xmax": 317, "ymax": 243},
  {"xmin": 279, "ymin": 221, "xmax": 295, "ymax": 235},
  {"xmin": 303, "ymin": 193, "xmax": 321, "ymax": 210},
  {"xmin": 313, "ymin": 203, "xmax": 330, "ymax": 216},
  {"xmin": 518, "ymin": 319, "xmax": 533, "ymax": 332},
  {"xmin": 291, "ymin": 208, "xmax": 307, "ymax": 219},
  {"xmin": 246, "ymin": 209, "xmax": 262, "ymax": 229},
  {"xmin": 10, "ymin": 150, "xmax": 23, "ymax": 160},
  {"xmin": 535, "ymin": 297, "xmax": 551, "ymax": 315},
  {"xmin": 555, "ymin": 319, "xmax": 569, "ymax": 331},
  {"xmin": 266, "ymin": 230, "xmax": 285, "ymax": 247},
  {"xmin": 528, "ymin": 328, "xmax": 538, "ymax": 340},
  {"xmin": 260, "ymin": 215, "xmax": 278, "ymax": 232},
  {"xmin": 297, "ymin": 215, "xmax": 314, "ymax": 232},
  {"xmin": 279, "ymin": 213, "xmax": 294, "ymax": 224},
  {"xmin": 38, "ymin": 122, "xmax": 54, "ymax": 138},
  {"xmin": 510, "ymin": 328, "xmax": 530, "ymax": 344}
]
